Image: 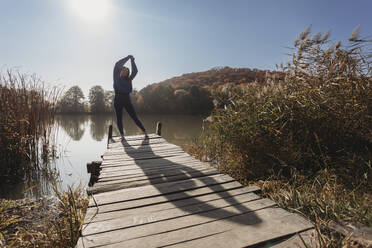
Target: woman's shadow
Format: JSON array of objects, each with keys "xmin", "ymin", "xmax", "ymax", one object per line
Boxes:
[{"xmin": 119, "ymin": 135, "xmax": 263, "ymax": 226}]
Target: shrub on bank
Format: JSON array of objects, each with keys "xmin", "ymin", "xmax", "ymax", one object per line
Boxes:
[{"xmin": 188, "ymin": 26, "xmax": 372, "ymax": 244}]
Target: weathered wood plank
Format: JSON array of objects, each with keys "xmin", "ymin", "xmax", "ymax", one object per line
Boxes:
[
  {"xmin": 109, "ymin": 138, "xmax": 168, "ymax": 147},
  {"xmin": 95, "ymin": 168, "xmax": 218, "ymax": 187},
  {"xmin": 89, "ymin": 169, "xmax": 220, "ymax": 193},
  {"xmin": 79, "ymin": 205, "xmax": 313, "ymax": 248},
  {"xmin": 88, "ymin": 174, "xmax": 238, "ymax": 206},
  {"xmin": 102, "ymin": 153, "xmax": 192, "ymax": 162},
  {"xmin": 157, "ymin": 215, "xmax": 313, "ymax": 248},
  {"xmin": 103, "ymin": 150, "xmax": 187, "ymax": 159},
  {"xmin": 101, "ymin": 154, "xmax": 201, "ymax": 164},
  {"xmin": 84, "ymin": 186, "xmax": 260, "ymax": 223},
  {"xmin": 87, "ymin": 182, "xmax": 253, "ymax": 218},
  {"xmin": 98, "ymin": 165, "xmax": 217, "ymax": 182},
  {"xmin": 105, "ymin": 143, "xmax": 182, "ymax": 153},
  {"xmin": 271, "ymin": 229, "xmax": 318, "ymax": 248},
  {"xmin": 87, "ymin": 174, "xmax": 235, "ymax": 197},
  {"xmin": 104, "ymin": 147, "xmax": 184, "ymax": 157},
  {"xmin": 98, "ymin": 163, "xmax": 213, "ymax": 179},
  {"xmin": 111, "ymin": 134, "xmax": 160, "ymax": 141},
  {"xmin": 82, "ymin": 194, "xmax": 268, "ymax": 236},
  {"xmin": 100, "ymin": 155, "xmax": 203, "ymax": 168}
]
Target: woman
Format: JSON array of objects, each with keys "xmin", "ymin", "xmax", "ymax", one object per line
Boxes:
[{"xmin": 113, "ymin": 55, "xmax": 147, "ymax": 140}]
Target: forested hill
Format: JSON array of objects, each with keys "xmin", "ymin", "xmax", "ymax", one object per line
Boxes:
[
  {"xmin": 133, "ymin": 67, "xmax": 284, "ymax": 114},
  {"xmin": 57, "ymin": 67, "xmax": 284, "ymax": 115},
  {"xmin": 148, "ymin": 66, "xmax": 284, "ymax": 90}
]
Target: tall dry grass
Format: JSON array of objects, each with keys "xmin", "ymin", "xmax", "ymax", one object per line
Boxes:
[
  {"xmin": 188, "ymin": 26, "xmax": 372, "ymax": 245},
  {"xmin": 0, "ymin": 185, "xmax": 88, "ymax": 247},
  {"xmin": 0, "ymin": 70, "xmax": 61, "ymax": 179}
]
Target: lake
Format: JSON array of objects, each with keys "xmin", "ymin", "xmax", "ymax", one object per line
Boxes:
[{"xmin": 0, "ymin": 114, "xmax": 205, "ymax": 199}]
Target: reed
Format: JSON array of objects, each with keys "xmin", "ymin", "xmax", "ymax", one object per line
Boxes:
[
  {"xmin": 0, "ymin": 70, "xmax": 61, "ymax": 179},
  {"xmin": 0, "ymin": 185, "xmax": 88, "ymax": 247},
  {"xmin": 188, "ymin": 26, "xmax": 372, "ymax": 246}
]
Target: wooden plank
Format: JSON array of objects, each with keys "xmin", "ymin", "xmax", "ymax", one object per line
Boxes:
[
  {"xmin": 111, "ymin": 134, "xmax": 160, "ymax": 141},
  {"xmin": 79, "ymin": 204, "xmax": 313, "ymax": 247},
  {"xmin": 107, "ymin": 143, "xmax": 179, "ymax": 154},
  {"xmin": 100, "ymin": 159, "xmax": 211, "ymax": 171},
  {"xmin": 109, "ymin": 138, "xmax": 168, "ymax": 147},
  {"xmin": 328, "ymin": 220, "xmax": 372, "ymax": 248},
  {"xmin": 104, "ymin": 147, "xmax": 184, "ymax": 157},
  {"xmin": 98, "ymin": 163, "xmax": 213, "ymax": 179},
  {"xmin": 88, "ymin": 175, "xmax": 242, "ymax": 206},
  {"xmin": 89, "ymin": 169, "xmax": 220, "ymax": 193},
  {"xmin": 98, "ymin": 164, "xmax": 215, "ymax": 181},
  {"xmin": 104, "ymin": 147, "xmax": 187, "ymax": 156},
  {"xmin": 96, "ymin": 168, "xmax": 218, "ymax": 185},
  {"xmin": 87, "ymin": 174, "xmax": 235, "ymax": 197},
  {"xmin": 108, "ymin": 140, "xmax": 179, "ymax": 148},
  {"xmin": 105, "ymin": 143, "xmax": 183, "ymax": 154},
  {"xmin": 102, "ymin": 153, "xmax": 191, "ymax": 162},
  {"xmin": 84, "ymin": 186, "xmax": 260, "ymax": 223},
  {"xmin": 96, "ymin": 168, "xmax": 218, "ymax": 187},
  {"xmin": 100, "ymin": 158, "xmax": 199, "ymax": 168},
  {"xmin": 82, "ymin": 193, "xmax": 267, "ymax": 236},
  {"xmin": 87, "ymin": 182, "xmax": 254, "ymax": 217},
  {"xmin": 99, "ymin": 162, "xmax": 208, "ymax": 174},
  {"xmin": 81, "ymin": 198, "xmax": 275, "ymax": 246},
  {"xmin": 100, "ymin": 155, "xmax": 202, "ymax": 168},
  {"xmin": 271, "ymin": 229, "xmax": 318, "ymax": 248},
  {"xmin": 110, "ymin": 134, "xmax": 162, "ymax": 142},
  {"xmin": 99, "ymin": 165, "xmax": 213, "ymax": 179},
  {"xmin": 153, "ymin": 213, "xmax": 313, "ymax": 248},
  {"xmin": 101, "ymin": 154, "xmax": 200, "ymax": 164},
  {"xmin": 103, "ymin": 151, "xmax": 187, "ymax": 160},
  {"xmin": 98, "ymin": 165, "xmax": 216, "ymax": 181}
]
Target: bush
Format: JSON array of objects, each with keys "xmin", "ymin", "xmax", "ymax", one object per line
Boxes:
[{"xmin": 189, "ymin": 27, "xmax": 372, "ymax": 241}]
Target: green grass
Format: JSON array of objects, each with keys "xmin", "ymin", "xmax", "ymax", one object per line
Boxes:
[{"xmin": 187, "ymin": 26, "xmax": 372, "ymax": 247}]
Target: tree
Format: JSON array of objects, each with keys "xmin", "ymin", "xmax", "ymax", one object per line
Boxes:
[
  {"xmin": 89, "ymin": 85, "xmax": 105, "ymax": 113},
  {"xmin": 57, "ymin": 85, "xmax": 85, "ymax": 113},
  {"xmin": 104, "ymin": 90, "xmax": 115, "ymax": 113}
]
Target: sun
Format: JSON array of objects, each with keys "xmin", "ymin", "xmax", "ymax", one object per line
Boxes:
[{"xmin": 70, "ymin": 0, "xmax": 111, "ymax": 22}]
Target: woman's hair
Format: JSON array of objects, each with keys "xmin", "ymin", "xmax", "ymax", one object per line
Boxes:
[{"xmin": 121, "ymin": 67, "xmax": 130, "ymax": 78}]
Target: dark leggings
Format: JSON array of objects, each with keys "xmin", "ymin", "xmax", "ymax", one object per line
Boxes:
[{"xmin": 114, "ymin": 94, "xmax": 146, "ymax": 135}]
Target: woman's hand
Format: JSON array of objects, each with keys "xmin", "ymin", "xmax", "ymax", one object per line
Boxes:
[{"xmin": 129, "ymin": 55, "xmax": 135, "ymax": 61}]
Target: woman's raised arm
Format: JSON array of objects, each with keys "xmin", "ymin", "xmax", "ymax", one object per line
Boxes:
[
  {"xmin": 113, "ymin": 56, "xmax": 130, "ymax": 78},
  {"xmin": 129, "ymin": 57, "xmax": 138, "ymax": 80}
]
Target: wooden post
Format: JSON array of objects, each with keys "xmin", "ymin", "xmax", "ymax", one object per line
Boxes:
[
  {"xmin": 87, "ymin": 161, "xmax": 102, "ymax": 186},
  {"xmin": 107, "ymin": 124, "xmax": 113, "ymax": 146},
  {"xmin": 156, "ymin": 122, "xmax": 162, "ymax": 136},
  {"xmin": 87, "ymin": 161, "xmax": 102, "ymax": 174}
]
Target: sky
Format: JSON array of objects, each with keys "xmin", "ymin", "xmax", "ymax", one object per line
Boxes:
[{"xmin": 1, "ymin": 0, "xmax": 372, "ymax": 95}]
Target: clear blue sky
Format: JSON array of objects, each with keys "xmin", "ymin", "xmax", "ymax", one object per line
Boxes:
[{"xmin": 1, "ymin": 0, "xmax": 371, "ymax": 95}]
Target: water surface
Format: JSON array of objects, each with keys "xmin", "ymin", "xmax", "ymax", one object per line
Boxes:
[{"xmin": 0, "ymin": 114, "xmax": 204, "ymax": 199}]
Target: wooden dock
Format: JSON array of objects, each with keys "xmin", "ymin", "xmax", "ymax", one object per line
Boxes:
[{"xmin": 77, "ymin": 125, "xmax": 316, "ymax": 248}]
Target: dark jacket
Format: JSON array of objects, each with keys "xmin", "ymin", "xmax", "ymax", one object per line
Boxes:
[{"xmin": 113, "ymin": 56, "xmax": 138, "ymax": 94}]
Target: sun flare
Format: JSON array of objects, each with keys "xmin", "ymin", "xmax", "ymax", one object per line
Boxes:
[{"xmin": 70, "ymin": 0, "xmax": 111, "ymax": 22}]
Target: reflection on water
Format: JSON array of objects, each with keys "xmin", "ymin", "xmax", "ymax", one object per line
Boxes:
[
  {"xmin": 90, "ymin": 115, "xmax": 112, "ymax": 141},
  {"xmin": 0, "ymin": 114, "xmax": 204, "ymax": 199},
  {"xmin": 57, "ymin": 115, "xmax": 89, "ymax": 141}
]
